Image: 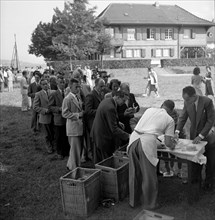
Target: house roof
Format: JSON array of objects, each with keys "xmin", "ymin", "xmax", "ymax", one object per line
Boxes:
[{"xmin": 98, "ymin": 3, "xmax": 214, "ymax": 27}]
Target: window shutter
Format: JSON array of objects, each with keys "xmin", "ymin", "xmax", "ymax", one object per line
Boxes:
[
  {"xmin": 151, "ymin": 49, "xmax": 156, "ymax": 57},
  {"xmin": 170, "ymin": 48, "xmax": 174, "ymax": 57},
  {"xmin": 136, "ymin": 28, "xmax": 142, "ymax": 40},
  {"xmin": 141, "ymin": 49, "xmax": 146, "ymax": 58},
  {"xmin": 161, "ymin": 28, "xmax": 165, "ymax": 40},
  {"xmin": 155, "ymin": 28, "xmax": 160, "ymax": 40},
  {"xmin": 122, "ymin": 49, "xmax": 126, "ymax": 58},
  {"xmin": 191, "ymin": 29, "xmax": 196, "ymax": 39},
  {"xmin": 114, "ymin": 27, "xmax": 120, "ymax": 39},
  {"xmin": 123, "ymin": 28, "xmax": 127, "ymax": 40},
  {"xmin": 136, "ymin": 28, "xmax": 141, "ymax": 40},
  {"xmin": 173, "ymin": 28, "xmax": 178, "ymax": 40},
  {"xmin": 142, "ymin": 28, "xmax": 147, "ymax": 40}
]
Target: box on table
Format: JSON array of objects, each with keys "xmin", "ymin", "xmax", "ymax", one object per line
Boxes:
[
  {"xmin": 133, "ymin": 209, "xmax": 174, "ymax": 220},
  {"xmin": 60, "ymin": 167, "xmax": 101, "ymax": 218},
  {"xmin": 95, "ymin": 155, "xmax": 129, "ymax": 202}
]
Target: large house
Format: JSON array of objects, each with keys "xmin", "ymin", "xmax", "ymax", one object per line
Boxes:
[{"xmin": 97, "ymin": 2, "xmax": 214, "ymax": 61}]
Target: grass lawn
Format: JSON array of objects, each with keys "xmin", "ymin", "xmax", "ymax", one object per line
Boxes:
[{"xmin": 0, "ymin": 67, "xmax": 215, "ymax": 220}]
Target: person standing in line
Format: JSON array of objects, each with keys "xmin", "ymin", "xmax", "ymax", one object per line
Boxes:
[
  {"xmin": 91, "ymin": 90, "xmax": 130, "ymax": 163},
  {"xmin": 28, "ymin": 71, "xmax": 42, "ymax": 133},
  {"xmin": 3, "ymin": 68, "xmax": 8, "ymax": 89},
  {"xmin": 175, "ymin": 86, "xmax": 215, "ymax": 193},
  {"xmin": 7, "ymin": 68, "xmax": 14, "ymax": 92},
  {"xmin": 20, "ymin": 70, "xmax": 30, "ymax": 112},
  {"xmin": 117, "ymin": 82, "xmax": 140, "ymax": 134},
  {"xmin": 99, "ymin": 71, "xmax": 111, "ymax": 97},
  {"xmin": 49, "ymin": 75, "xmax": 70, "ymax": 159},
  {"xmin": 191, "ymin": 65, "xmax": 205, "ymax": 96},
  {"xmin": 205, "ymin": 65, "xmax": 214, "ymax": 100},
  {"xmin": 0, "ymin": 66, "xmax": 4, "ymax": 92},
  {"xmin": 104, "ymin": 79, "xmax": 121, "ymax": 99},
  {"xmin": 127, "ymin": 100, "xmax": 176, "ymax": 210},
  {"xmin": 62, "ymin": 78, "xmax": 84, "ymax": 171},
  {"xmin": 33, "ymin": 79, "xmax": 55, "ymax": 154},
  {"xmin": 84, "ymin": 77, "xmax": 105, "ymax": 162}
]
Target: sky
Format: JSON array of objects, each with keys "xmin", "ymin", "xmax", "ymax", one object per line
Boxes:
[{"xmin": 1, "ymin": 0, "xmax": 214, "ymax": 65}]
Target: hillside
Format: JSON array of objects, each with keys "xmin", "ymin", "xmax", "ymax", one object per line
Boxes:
[{"xmin": 0, "ymin": 59, "xmax": 46, "ymax": 69}]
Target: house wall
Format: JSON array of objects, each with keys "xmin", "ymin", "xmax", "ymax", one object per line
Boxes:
[
  {"xmin": 103, "ymin": 26, "xmax": 207, "ymax": 60},
  {"xmin": 179, "ymin": 27, "xmax": 207, "ymax": 46}
]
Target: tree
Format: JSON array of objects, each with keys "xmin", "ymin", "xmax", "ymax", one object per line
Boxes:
[
  {"xmin": 28, "ymin": 22, "xmax": 59, "ymax": 60},
  {"xmin": 52, "ymin": 0, "xmax": 99, "ymax": 60},
  {"xmin": 29, "ymin": 0, "xmax": 112, "ymax": 68}
]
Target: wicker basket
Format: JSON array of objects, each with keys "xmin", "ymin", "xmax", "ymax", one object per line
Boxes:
[
  {"xmin": 95, "ymin": 155, "xmax": 129, "ymax": 202},
  {"xmin": 60, "ymin": 167, "xmax": 101, "ymax": 217}
]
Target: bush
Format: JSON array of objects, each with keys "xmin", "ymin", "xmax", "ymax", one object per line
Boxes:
[
  {"xmin": 50, "ymin": 59, "xmax": 151, "ymax": 73},
  {"xmin": 161, "ymin": 58, "xmax": 214, "ymax": 67}
]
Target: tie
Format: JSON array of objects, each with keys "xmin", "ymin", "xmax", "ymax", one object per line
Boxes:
[
  {"xmin": 76, "ymin": 94, "xmax": 80, "ymax": 102},
  {"xmin": 192, "ymin": 103, "xmax": 196, "ymax": 123},
  {"xmin": 62, "ymin": 90, "xmax": 65, "ymax": 98}
]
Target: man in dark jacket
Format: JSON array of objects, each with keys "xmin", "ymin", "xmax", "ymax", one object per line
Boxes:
[
  {"xmin": 91, "ymin": 90, "xmax": 130, "ymax": 163},
  {"xmin": 84, "ymin": 78, "xmax": 105, "ymax": 161},
  {"xmin": 28, "ymin": 71, "xmax": 42, "ymax": 133},
  {"xmin": 117, "ymin": 82, "xmax": 140, "ymax": 134},
  {"xmin": 175, "ymin": 86, "xmax": 215, "ymax": 193}
]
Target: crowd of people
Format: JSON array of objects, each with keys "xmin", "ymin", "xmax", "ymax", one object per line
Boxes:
[
  {"xmin": 10, "ymin": 64, "xmax": 215, "ymax": 210},
  {"xmin": 0, "ymin": 66, "xmax": 15, "ymax": 92}
]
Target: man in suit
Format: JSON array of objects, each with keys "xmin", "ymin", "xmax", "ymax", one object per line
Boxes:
[
  {"xmin": 84, "ymin": 78, "xmax": 105, "ymax": 161},
  {"xmin": 91, "ymin": 90, "xmax": 130, "ymax": 163},
  {"xmin": 175, "ymin": 86, "xmax": 215, "ymax": 192},
  {"xmin": 28, "ymin": 71, "xmax": 42, "ymax": 133},
  {"xmin": 117, "ymin": 82, "xmax": 140, "ymax": 134},
  {"xmin": 62, "ymin": 78, "xmax": 84, "ymax": 171},
  {"xmin": 99, "ymin": 71, "xmax": 111, "ymax": 98},
  {"xmin": 33, "ymin": 78, "xmax": 54, "ymax": 153},
  {"xmin": 49, "ymin": 75, "xmax": 70, "ymax": 159}
]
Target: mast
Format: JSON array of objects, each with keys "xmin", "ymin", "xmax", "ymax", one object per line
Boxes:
[{"xmin": 11, "ymin": 34, "xmax": 20, "ymax": 71}]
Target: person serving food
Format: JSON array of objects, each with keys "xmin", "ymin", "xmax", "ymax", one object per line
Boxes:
[{"xmin": 127, "ymin": 100, "xmax": 177, "ymax": 210}]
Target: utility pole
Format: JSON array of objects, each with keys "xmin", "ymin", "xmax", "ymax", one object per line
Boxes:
[{"xmin": 11, "ymin": 34, "xmax": 21, "ymax": 72}]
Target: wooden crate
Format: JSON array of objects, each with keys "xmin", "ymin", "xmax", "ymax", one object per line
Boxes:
[
  {"xmin": 133, "ymin": 209, "xmax": 174, "ymax": 220},
  {"xmin": 113, "ymin": 145, "xmax": 128, "ymax": 158},
  {"xmin": 95, "ymin": 155, "xmax": 129, "ymax": 202},
  {"xmin": 60, "ymin": 167, "xmax": 101, "ymax": 217}
]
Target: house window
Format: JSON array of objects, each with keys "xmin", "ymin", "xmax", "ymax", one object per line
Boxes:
[
  {"xmin": 126, "ymin": 49, "xmax": 133, "ymax": 57},
  {"xmin": 133, "ymin": 49, "xmax": 141, "ymax": 58},
  {"xmin": 147, "ymin": 28, "xmax": 155, "ymax": 39},
  {"xmin": 105, "ymin": 28, "xmax": 114, "ymax": 37},
  {"xmin": 163, "ymin": 48, "xmax": 170, "ymax": 57},
  {"xmin": 127, "ymin": 28, "xmax": 136, "ymax": 40},
  {"xmin": 156, "ymin": 49, "xmax": 162, "ymax": 57},
  {"xmin": 165, "ymin": 29, "xmax": 173, "ymax": 39},
  {"xmin": 183, "ymin": 29, "xmax": 191, "ymax": 39}
]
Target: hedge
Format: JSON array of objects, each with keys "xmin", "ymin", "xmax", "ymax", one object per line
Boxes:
[
  {"xmin": 161, "ymin": 58, "xmax": 215, "ymax": 67},
  {"xmin": 49, "ymin": 58, "xmax": 214, "ymax": 73},
  {"xmin": 49, "ymin": 59, "xmax": 151, "ymax": 73}
]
